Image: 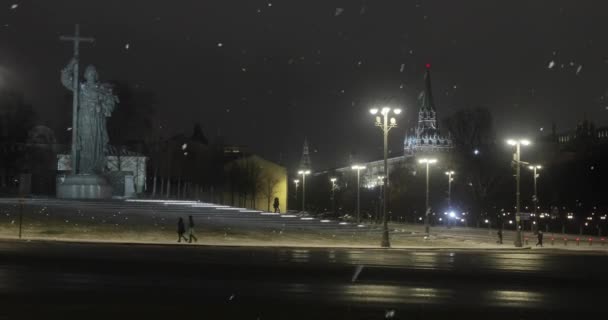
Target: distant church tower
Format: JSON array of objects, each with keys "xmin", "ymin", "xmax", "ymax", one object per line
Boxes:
[
  {"xmin": 404, "ymin": 64, "xmax": 453, "ymax": 155},
  {"xmin": 299, "ymin": 137, "xmax": 312, "ymax": 171}
]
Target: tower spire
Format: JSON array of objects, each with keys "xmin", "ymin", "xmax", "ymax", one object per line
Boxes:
[
  {"xmin": 299, "ymin": 137, "xmax": 312, "ymax": 171},
  {"xmin": 421, "ymin": 63, "xmax": 436, "ymax": 112}
]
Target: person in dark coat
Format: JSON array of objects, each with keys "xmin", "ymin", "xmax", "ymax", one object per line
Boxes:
[
  {"xmin": 177, "ymin": 217, "xmax": 187, "ymax": 243},
  {"xmin": 497, "ymin": 229, "xmax": 503, "ymax": 244},
  {"xmin": 188, "ymin": 215, "xmax": 198, "ymax": 243},
  {"xmin": 273, "ymin": 197, "xmax": 280, "ymax": 213},
  {"xmin": 536, "ymin": 230, "xmax": 544, "ymax": 247}
]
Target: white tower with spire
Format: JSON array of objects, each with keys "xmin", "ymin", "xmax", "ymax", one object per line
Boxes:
[{"xmin": 404, "ymin": 64, "xmax": 453, "ymax": 155}]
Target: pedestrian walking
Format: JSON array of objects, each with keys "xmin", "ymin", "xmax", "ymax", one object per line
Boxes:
[
  {"xmin": 497, "ymin": 229, "xmax": 503, "ymax": 244},
  {"xmin": 177, "ymin": 217, "xmax": 188, "ymax": 243},
  {"xmin": 273, "ymin": 197, "xmax": 280, "ymax": 213},
  {"xmin": 188, "ymin": 215, "xmax": 198, "ymax": 243},
  {"xmin": 536, "ymin": 230, "xmax": 544, "ymax": 247}
]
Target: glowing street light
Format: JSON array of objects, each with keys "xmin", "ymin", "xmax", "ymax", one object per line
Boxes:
[
  {"xmin": 419, "ymin": 158, "xmax": 438, "ymax": 234},
  {"xmin": 330, "ymin": 177, "xmax": 337, "ymax": 215},
  {"xmin": 506, "ymin": 138, "xmax": 531, "ymax": 247},
  {"xmin": 528, "ymin": 164, "xmax": 542, "ymax": 231},
  {"xmin": 352, "ymin": 165, "xmax": 366, "ymax": 223},
  {"xmin": 293, "ymin": 179, "xmax": 300, "ymax": 207},
  {"xmin": 445, "ymin": 170, "xmax": 455, "ymax": 208},
  {"xmin": 297, "ymin": 170, "xmax": 310, "ymax": 212},
  {"xmin": 370, "ymin": 105, "xmax": 401, "ymax": 248}
]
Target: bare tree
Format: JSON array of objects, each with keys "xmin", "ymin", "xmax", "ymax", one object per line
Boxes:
[
  {"xmin": 260, "ymin": 173, "xmax": 279, "ymax": 212},
  {"xmin": 444, "ymin": 107, "xmax": 508, "ymax": 225}
]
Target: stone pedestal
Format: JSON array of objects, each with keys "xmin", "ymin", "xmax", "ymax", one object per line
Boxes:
[{"xmin": 56, "ymin": 174, "xmax": 113, "ymax": 199}]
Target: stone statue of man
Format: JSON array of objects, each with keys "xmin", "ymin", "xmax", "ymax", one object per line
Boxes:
[{"xmin": 61, "ymin": 58, "xmax": 119, "ymax": 174}]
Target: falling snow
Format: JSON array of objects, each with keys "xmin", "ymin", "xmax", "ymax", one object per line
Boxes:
[
  {"xmin": 548, "ymin": 60, "xmax": 555, "ymax": 69},
  {"xmin": 182, "ymin": 143, "xmax": 187, "ymax": 150},
  {"xmin": 217, "ymin": 42, "xmax": 223, "ymax": 47},
  {"xmin": 125, "ymin": 43, "xmax": 130, "ymax": 50},
  {"xmin": 352, "ymin": 265, "xmax": 364, "ymax": 282},
  {"xmin": 10, "ymin": 4, "xmax": 18, "ymax": 10},
  {"xmin": 399, "ymin": 63, "xmax": 405, "ymax": 72},
  {"xmin": 576, "ymin": 65, "xmax": 583, "ymax": 75},
  {"xmin": 385, "ymin": 310, "xmax": 396, "ymax": 319},
  {"xmin": 335, "ymin": 8, "xmax": 344, "ymax": 16}
]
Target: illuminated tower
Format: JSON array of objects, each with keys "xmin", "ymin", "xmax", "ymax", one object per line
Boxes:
[{"xmin": 404, "ymin": 64, "xmax": 453, "ymax": 155}]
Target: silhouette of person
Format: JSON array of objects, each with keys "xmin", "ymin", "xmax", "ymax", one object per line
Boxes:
[
  {"xmin": 273, "ymin": 197, "xmax": 280, "ymax": 213},
  {"xmin": 497, "ymin": 229, "xmax": 503, "ymax": 244},
  {"xmin": 188, "ymin": 215, "xmax": 198, "ymax": 243},
  {"xmin": 536, "ymin": 230, "xmax": 543, "ymax": 247},
  {"xmin": 177, "ymin": 217, "xmax": 187, "ymax": 243}
]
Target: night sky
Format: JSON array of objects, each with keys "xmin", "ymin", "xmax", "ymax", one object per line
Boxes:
[{"xmin": 1, "ymin": 0, "xmax": 608, "ymax": 170}]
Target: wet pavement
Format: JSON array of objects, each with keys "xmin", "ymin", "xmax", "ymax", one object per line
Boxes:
[{"xmin": 0, "ymin": 240, "xmax": 605, "ymax": 319}]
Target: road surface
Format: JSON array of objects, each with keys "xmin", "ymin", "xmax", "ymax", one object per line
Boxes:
[{"xmin": 0, "ymin": 240, "xmax": 605, "ymax": 319}]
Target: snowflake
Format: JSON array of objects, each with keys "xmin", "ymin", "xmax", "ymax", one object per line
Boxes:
[
  {"xmin": 182, "ymin": 143, "xmax": 187, "ymax": 150},
  {"xmin": 10, "ymin": 4, "xmax": 18, "ymax": 10},
  {"xmin": 335, "ymin": 8, "xmax": 344, "ymax": 16},
  {"xmin": 576, "ymin": 65, "xmax": 582, "ymax": 75},
  {"xmin": 547, "ymin": 60, "xmax": 555, "ymax": 69},
  {"xmin": 217, "ymin": 42, "xmax": 223, "ymax": 47},
  {"xmin": 385, "ymin": 310, "xmax": 396, "ymax": 319},
  {"xmin": 399, "ymin": 63, "xmax": 405, "ymax": 72},
  {"xmin": 125, "ymin": 43, "xmax": 130, "ymax": 50}
]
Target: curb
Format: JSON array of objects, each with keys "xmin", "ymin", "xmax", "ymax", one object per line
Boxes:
[{"xmin": 0, "ymin": 237, "xmax": 534, "ymax": 251}]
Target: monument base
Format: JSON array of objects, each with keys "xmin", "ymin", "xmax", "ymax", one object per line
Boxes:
[{"xmin": 56, "ymin": 174, "xmax": 113, "ymax": 199}]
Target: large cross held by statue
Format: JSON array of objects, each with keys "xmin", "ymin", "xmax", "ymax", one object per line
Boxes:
[{"xmin": 59, "ymin": 24, "xmax": 95, "ymax": 174}]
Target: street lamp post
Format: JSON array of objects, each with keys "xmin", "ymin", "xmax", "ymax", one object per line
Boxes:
[
  {"xmin": 351, "ymin": 165, "xmax": 366, "ymax": 223},
  {"xmin": 330, "ymin": 177, "xmax": 337, "ymax": 215},
  {"xmin": 507, "ymin": 139, "xmax": 531, "ymax": 247},
  {"xmin": 419, "ymin": 158, "xmax": 438, "ymax": 234},
  {"xmin": 370, "ymin": 107, "xmax": 401, "ymax": 247},
  {"xmin": 293, "ymin": 179, "xmax": 300, "ymax": 210},
  {"xmin": 377, "ymin": 176, "xmax": 384, "ymax": 224},
  {"xmin": 529, "ymin": 165, "xmax": 542, "ymax": 232},
  {"xmin": 297, "ymin": 170, "xmax": 310, "ymax": 212},
  {"xmin": 445, "ymin": 171, "xmax": 455, "ymax": 208}
]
